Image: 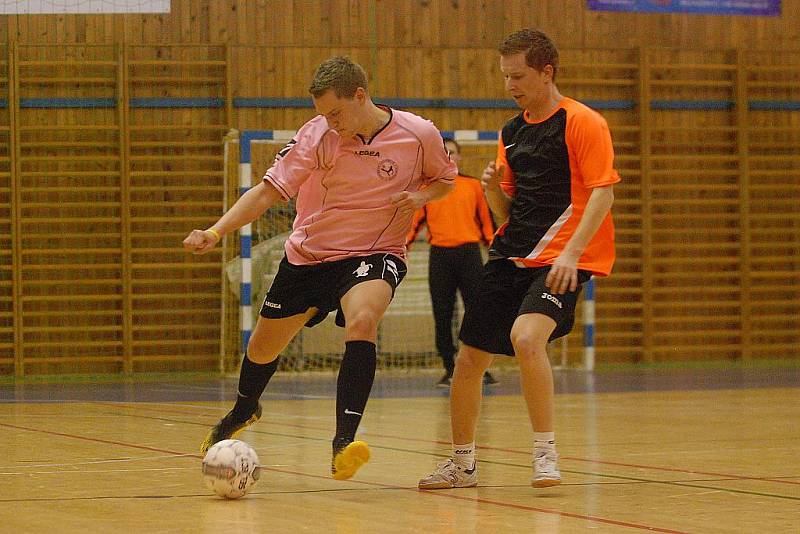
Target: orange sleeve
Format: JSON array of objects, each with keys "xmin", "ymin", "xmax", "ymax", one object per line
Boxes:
[
  {"xmin": 473, "ymin": 180, "xmax": 496, "ymax": 244},
  {"xmin": 496, "ymin": 133, "xmax": 516, "ymax": 197},
  {"xmin": 566, "ymin": 109, "xmax": 621, "ymax": 188},
  {"xmin": 406, "ymin": 207, "xmax": 427, "ymax": 247}
]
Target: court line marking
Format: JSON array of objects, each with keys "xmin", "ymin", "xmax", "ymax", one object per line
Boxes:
[
  {"xmin": 100, "ymin": 401, "xmax": 800, "ymax": 488},
  {"xmin": 0, "ymin": 421, "xmax": 688, "ymax": 533},
  {"xmin": 365, "ymin": 443, "xmax": 800, "ymax": 502},
  {"xmin": 0, "ymin": 454, "xmax": 190, "ymax": 470},
  {"xmin": 557, "ymin": 455, "xmax": 800, "ymax": 486},
  {"xmin": 79, "ymin": 404, "xmax": 800, "ymax": 502},
  {"xmin": 0, "ymin": 466, "xmax": 195, "ymax": 475}
]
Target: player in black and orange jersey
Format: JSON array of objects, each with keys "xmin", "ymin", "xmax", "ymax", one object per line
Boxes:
[
  {"xmin": 406, "ymin": 138, "xmax": 497, "ymax": 388},
  {"xmin": 419, "ymin": 29, "xmax": 619, "ymax": 490}
]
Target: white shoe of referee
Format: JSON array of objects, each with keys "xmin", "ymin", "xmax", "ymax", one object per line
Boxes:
[{"xmin": 418, "ymin": 458, "xmax": 478, "ymax": 489}]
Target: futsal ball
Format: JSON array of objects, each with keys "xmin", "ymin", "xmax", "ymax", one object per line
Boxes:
[{"xmin": 201, "ymin": 439, "xmax": 261, "ymax": 499}]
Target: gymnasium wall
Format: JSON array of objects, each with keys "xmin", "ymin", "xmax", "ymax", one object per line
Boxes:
[
  {"xmin": 1, "ymin": 1, "xmax": 798, "ymax": 375},
  {"xmin": 3, "ymin": 0, "xmax": 800, "ymax": 49}
]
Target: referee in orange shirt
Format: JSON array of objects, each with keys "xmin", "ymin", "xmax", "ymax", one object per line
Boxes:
[{"xmin": 407, "ymin": 138, "xmax": 498, "ymax": 387}]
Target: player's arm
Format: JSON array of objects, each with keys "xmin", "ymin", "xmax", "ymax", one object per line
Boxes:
[
  {"xmin": 546, "ymin": 185, "xmax": 614, "ymax": 291},
  {"xmin": 565, "ymin": 185, "xmax": 615, "ymax": 258},
  {"xmin": 418, "ymin": 180, "xmax": 453, "ymax": 203},
  {"xmin": 483, "ymin": 133, "xmax": 514, "ymax": 222},
  {"xmin": 547, "ymin": 110, "xmax": 619, "ymax": 294},
  {"xmin": 482, "ymin": 161, "xmax": 511, "ymax": 223},
  {"xmin": 390, "ymin": 180, "xmax": 453, "ymax": 216},
  {"xmin": 392, "ymin": 123, "xmax": 457, "ymax": 215},
  {"xmin": 182, "ymin": 181, "xmax": 283, "ymax": 255}
]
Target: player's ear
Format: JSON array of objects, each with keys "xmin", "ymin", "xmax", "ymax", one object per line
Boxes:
[{"xmin": 354, "ymin": 86, "xmax": 367, "ymax": 103}]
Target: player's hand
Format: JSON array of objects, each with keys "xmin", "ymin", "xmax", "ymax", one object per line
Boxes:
[
  {"xmin": 389, "ymin": 191, "xmax": 425, "ymax": 215},
  {"xmin": 481, "ymin": 162, "xmax": 505, "ymax": 193},
  {"xmin": 546, "ymin": 252, "xmax": 580, "ymax": 295},
  {"xmin": 182, "ymin": 229, "xmax": 220, "ymax": 255}
]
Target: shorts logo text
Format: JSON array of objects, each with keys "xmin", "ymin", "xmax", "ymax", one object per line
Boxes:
[
  {"xmin": 263, "ymin": 300, "xmax": 282, "ymax": 309},
  {"xmin": 541, "ymin": 292, "xmax": 563, "ymax": 309}
]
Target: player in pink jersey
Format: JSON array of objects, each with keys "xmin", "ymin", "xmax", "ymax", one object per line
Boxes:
[
  {"xmin": 264, "ymin": 99, "xmax": 454, "ymax": 265},
  {"xmin": 183, "ymin": 56, "xmax": 456, "ymax": 481}
]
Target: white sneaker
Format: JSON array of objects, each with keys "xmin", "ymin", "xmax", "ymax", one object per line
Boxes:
[
  {"xmin": 532, "ymin": 449, "xmax": 561, "ymax": 487},
  {"xmin": 418, "ymin": 459, "xmax": 478, "ymax": 489}
]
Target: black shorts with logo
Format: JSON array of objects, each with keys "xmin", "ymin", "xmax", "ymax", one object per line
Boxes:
[
  {"xmin": 260, "ymin": 253, "xmax": 407, "ymax": 328},
  {"xmin": 459, "ymin": 259, "xmax": 592, "ymax": 356}
]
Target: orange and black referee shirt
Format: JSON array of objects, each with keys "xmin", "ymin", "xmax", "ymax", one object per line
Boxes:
[
  {"xmin": 406, "ymin": 174, "xmax": 495, "ymax": 248},
  {"xmin": 492, "ymin": 97, "xmax": 620, "ymax": 276}
]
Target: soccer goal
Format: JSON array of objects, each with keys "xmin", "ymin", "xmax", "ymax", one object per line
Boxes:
[{"xmin": 220, "ymin": 130, "xmax": 596, "ymax": 373}]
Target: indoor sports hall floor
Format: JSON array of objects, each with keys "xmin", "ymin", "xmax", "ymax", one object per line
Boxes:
[{"xmin": 1, "ymin": 364, "xmax": 798, "ymax": 533}]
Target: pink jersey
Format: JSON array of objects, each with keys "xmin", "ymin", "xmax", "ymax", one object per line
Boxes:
[{"xmin": 263, "ymin": 107, "xmax": 456, "ymax": 265}]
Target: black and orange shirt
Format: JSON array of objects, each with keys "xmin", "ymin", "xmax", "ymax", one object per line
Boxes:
[
  {"xmin": 407, "ymin": 174, "xmax": 495, "ymax": 248},
  {"xmin": 492, "ymin": 97, "xmax": 620, "ymax": 276}
]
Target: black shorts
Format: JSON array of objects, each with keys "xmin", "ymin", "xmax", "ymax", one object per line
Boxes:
[
  {"xmin": 259, "ymin": 253, "xmax": 407, "ymax": 328},
  {"xmin": 459, "ymin": 259, "xmax": 591, "ymax": 356}
]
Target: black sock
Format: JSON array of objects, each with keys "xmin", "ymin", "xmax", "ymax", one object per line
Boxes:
[
  {"xmin": 231, "ymin": 355, "xmax": 279, "ymax": 420},
  {"xmin": 334, "ymin": 340, "xmax": 377, "ymax": 448}
]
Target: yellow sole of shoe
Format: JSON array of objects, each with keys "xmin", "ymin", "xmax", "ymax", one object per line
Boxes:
[
  {"xmin": 199, "ymin": 410, "xmax": 262, "ymax": 454},
  {"xmin": 199, "ymin": 427, "xmax": 246, "ymax": 454},
  {"xmin": 332, "ymin": 440, "xmax": 370, "ymax": 480}
]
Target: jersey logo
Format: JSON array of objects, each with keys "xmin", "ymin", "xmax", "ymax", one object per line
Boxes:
[
  {"xmin": 353, "ymin": 261, "xmax": 373, "ymax": 277},
  {"xmin": 377, "ymin": 159, "xmax": 398, "ymax": 180},
  {"xmin": 504, "ymin": 142, "xmax": 516, "ymax": 150}
]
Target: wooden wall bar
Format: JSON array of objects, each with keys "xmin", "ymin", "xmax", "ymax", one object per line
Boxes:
[
  {"xmin": 0, "ymin": 45, "xmax": 12, "ymax": 371},
  {"xmin": 4, "ymin": 1, "xmax": 800, "ymax": 50},
  {"xmin": 0, "ymin": 2, "xmax": 798, "ymax": 374},
  {"xmin": 233, "ymin": 46, "xmax": 799, "ymax": 367},
  {"xmin": 3, "ymin": 44, "xmax": 229, "ymax": 375},
  {"xmin": 1, "ymin": 44, "xmax": 799, "ymax": 374},
  {"xmin": 745, "ymin": 50, "xmax": 800, "ymax": 359},
  {"xmin": 14, "ymin": 44, "xmax": 122, "ymax": 375},
  {"xmin": 125, "ymin": 45, "xmax": 228, "ymax": 373}
]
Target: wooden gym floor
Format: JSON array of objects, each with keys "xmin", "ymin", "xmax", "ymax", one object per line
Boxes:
[{"xmin": 0, "ymin": 365, "xmax": 798, "ymax": 533}]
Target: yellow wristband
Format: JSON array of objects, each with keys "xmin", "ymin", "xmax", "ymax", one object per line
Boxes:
[{"xmin": 206, "ymin": 228, "xmax": 221, "ymax": 241}]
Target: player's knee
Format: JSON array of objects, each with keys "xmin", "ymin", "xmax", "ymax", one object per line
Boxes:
[
  {"xmin": 454, "ymin": 348, "xmax": 490, "ymax": 378},
  {"xmin": 510, "ymin": 329, "xmax": 549, "ymax": 359},
  {"xmin": 344, "ymin": 309, "xmax": 380, "ymax": 340},
  {"xmin": 245, "ymin": 341, "xmax": 280, "ymax": 364}
]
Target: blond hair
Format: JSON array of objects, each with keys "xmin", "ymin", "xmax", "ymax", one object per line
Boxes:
[{"xmin": 308, "ymin": 56, "xmax": 368, "ymax": 98}]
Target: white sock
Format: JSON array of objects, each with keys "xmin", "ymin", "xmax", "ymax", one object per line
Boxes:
[
  {"xmin": 533, "ymin": 432, "xmax": 555, "ymax": 453},
  {"xmin": 453, "ymin": 442, "xmax": 475, "ymax": 468}
]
